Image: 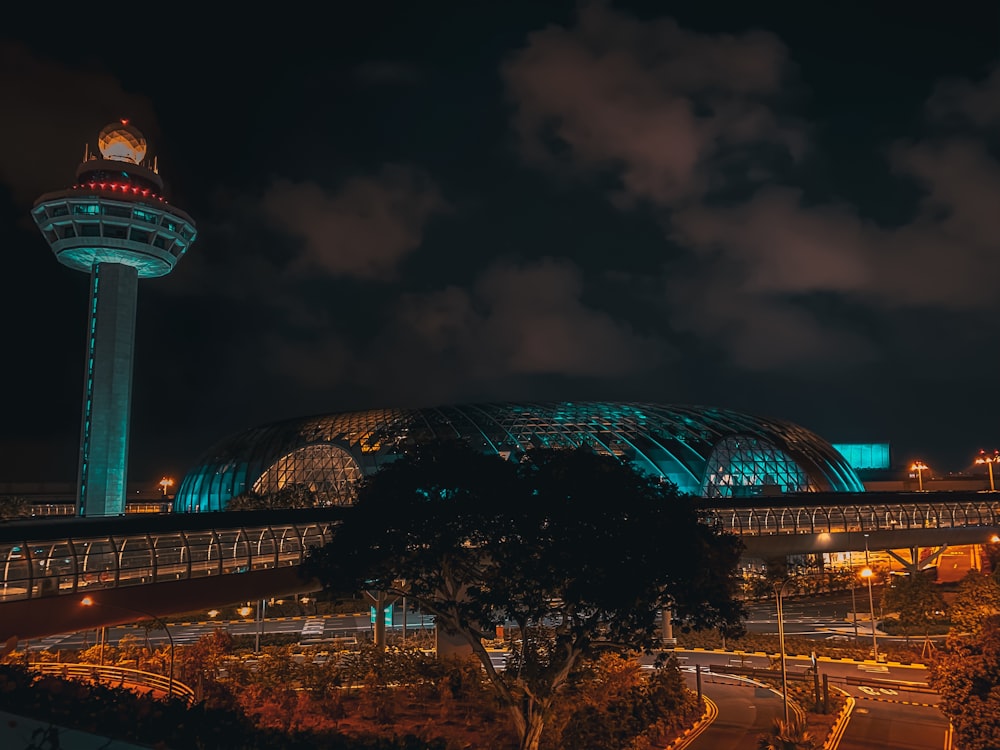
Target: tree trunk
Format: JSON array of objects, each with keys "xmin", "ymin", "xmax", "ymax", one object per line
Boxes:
[
  {"xmin": 508, "ymin": 696, "xmax": 550, "ymax": 750},
  {"xmin": 519, "ymin": 711, "xmax": 546, "ymax": 750}
]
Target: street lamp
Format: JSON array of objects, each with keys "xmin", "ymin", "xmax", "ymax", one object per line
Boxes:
[
  {"xmin": 975, "ymin": 450, "xmax": 999, "ymax": 492},
  {"xmin": 773, "ymin": 577, "xmax": 796, "ymax": 724},
  {"xmin": 909, "ymin": 461, "xmax": 929, "ymax": 491},
  {"xmin": 158, "ymin": 477, "xmax": 174, "ymax": 498},
  {"xmin": 861, "ymin": 534, "xmax": 879, "ymax": 663},
  {"xmin": 81, "ymin": 596, "xmax": 174, "ymax": 698},
  {"xmin": 848, "ymin": 555, "xmax": 859, "ymax": 642}
]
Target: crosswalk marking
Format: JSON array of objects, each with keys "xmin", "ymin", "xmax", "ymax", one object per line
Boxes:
[{"xmin": 301, "ymin": 619, "xmax": 326, "ymax": 637}]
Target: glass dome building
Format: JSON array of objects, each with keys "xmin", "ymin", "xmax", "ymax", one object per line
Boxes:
[{"xmin": 174, "ymin": 402, "xmax": 863, "ymax": 512}]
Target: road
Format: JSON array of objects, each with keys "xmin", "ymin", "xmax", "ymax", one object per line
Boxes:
[
  {"xmin": 686, "ymin": 678, "xmax": 784, "ymax": 750},
  {"xmin": 660, "ymin": 650, "xmax": 949, "ymax": 750},
  {"xmin": 24, "ymin": 612, "xmax": 436, "ymax": 650},
  {"xmin": 26, "ymin": 602, "xmax": 953, "ymax": 749},
  {"xmin": 745, "ymin": 591, "xmax": 881, "ymax": 640}
]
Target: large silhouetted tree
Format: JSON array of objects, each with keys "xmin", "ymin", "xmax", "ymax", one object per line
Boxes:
[
  {"xmin": 931, "ymin": 616, "xmax": 1000, "ymax": 750},
  {"xmin": 950, "ymin": 569, "xmax": 1000, "ymax": 637},
  {"xmin": 302, "ymin": 441, "xmax": 745, "ymax": 750},
  {"xmin": 880, "ymin": 571, "xmax": 946, "ymax": 649}
]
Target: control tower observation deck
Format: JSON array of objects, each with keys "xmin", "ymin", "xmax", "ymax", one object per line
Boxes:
[{"xmin": 32, "ymin": 121, "xmax": 197, "ymax": 517}]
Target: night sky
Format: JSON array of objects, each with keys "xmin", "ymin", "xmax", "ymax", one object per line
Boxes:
[{"xmin": 2, "ymin": 1, "xmax": 998, "ymax": 484}]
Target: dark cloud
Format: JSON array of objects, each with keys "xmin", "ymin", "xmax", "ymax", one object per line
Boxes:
[
  {"xmin": 502, "ymin": 1, "xmax": 805, "ymax": 206},
  {"xmin": 5, "ymin": 4, "xmax": 1000, "ymax": 480},
  {"xmin": 261, "ymin": 166, "xmax": 449, "ymax": 280},
  {"xmin": 926, "ymin": 63, "xmax": 1000, "ymax": 130},
  {"xmin": 399, "ymin": 258, "xmax": 668, "ymax": 378}
]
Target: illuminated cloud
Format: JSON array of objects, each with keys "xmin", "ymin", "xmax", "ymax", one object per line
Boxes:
[
  {"xmin": 261, "ymin": 166, "xmax": 449, "ymax": 280},
  {"xmin": 502, "ymin": 1, "xmax": 805, "ymax": 206}
]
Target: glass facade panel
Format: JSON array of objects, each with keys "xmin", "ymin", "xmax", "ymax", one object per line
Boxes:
[
  {"xmin": 183, "ymin": 531, "xmax": 220, "ymax": 578},
  {"xmin": 298, "ymin": 523, "xmax": 331, "ymax": 555},
  {"xmin": 246, "ymin": 527, "xmax": 277, "ymax": 570},
  {"xmin": 703, "ymin": 436, "xmax": 814, "ymax": 498},
  {"xmin": 153, "ymin": 533, "xmax": 187, "ymax": 582},
  {"xmin": 253, "ymin": 445, "xmax": 363, "ymax": 506},
  {"xmin": 275, "ymin": 526, "xmax": 303, "ymax": 561},
  {"xmin": 118, "ymin": 536, "xmax": 154, "ymax": 585},
  {"xmin": 77, "ymin": 539, "xmax": 117, "ymax": 589},
  {"xmin": 216, "ymin": 529, "xmax": 249, "ymax": 574},
  {"xmin": 1, "ymin": 544, "xmax": 31, "ymax": 602}
]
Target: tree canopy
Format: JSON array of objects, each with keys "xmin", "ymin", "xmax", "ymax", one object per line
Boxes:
[
  {"xmin": 880, "ymin": 571, "xmax": 946, "ymax": 642},
  {"xmin": 949, "ymin": 569, "xmax": 1000, "ymax": 637},
  {"xmin": 931, "ymin": 616, "xmax": 1000, "ymax": 750},
  {"xmin": 302, "ymin": 441, "xmax": 745, "ymax": 750}
]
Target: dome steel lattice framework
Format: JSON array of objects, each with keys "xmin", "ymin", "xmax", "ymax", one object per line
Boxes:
[{"xmin": 174, "ymin": 402, "xmax": 863, "ymax": 512}]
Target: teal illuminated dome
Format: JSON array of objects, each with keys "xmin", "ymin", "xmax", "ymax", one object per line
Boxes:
[
  {"xmin": 32, "ymin": 120, "xmax": 197, "ymax": 279},
  {"xmin": 174, "ymin": 401, "xmax": 865, "ymax": 512}
]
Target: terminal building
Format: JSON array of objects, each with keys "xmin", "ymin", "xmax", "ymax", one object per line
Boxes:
[{"xmin": 173, "ymin": 401, "xmax": 867, "ymax": 513}]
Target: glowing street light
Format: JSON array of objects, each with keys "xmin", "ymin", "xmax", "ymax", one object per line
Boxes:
[
  {"xmin": 861, "ymin": 533, "xmax": 878, "ymax": 663},
  {"xmin": 158, "ymin": 477, "xmax": 174, "ymax": 497},
  {"xmin": 975, "ymin": 450, "xmax": 1000, "ymax": 492},
  {"xmin": 910, "ymin": 461, "xmax": 929, "ymax": 492},
  {"xmin": 772, "ymin": 572, "xmax": 827, "ymax": 723},
  {"xmin": 774, "ymin": 578, "xmax": 794, "ymax": 723},
  {"xmin": 81, "ymin": 596, "xmax": 174, "ymax": 697}
]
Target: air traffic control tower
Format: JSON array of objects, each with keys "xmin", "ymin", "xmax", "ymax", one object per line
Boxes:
[{"xmin": 32, "ymin": 121, "xmax": 197, "ymax": 516}]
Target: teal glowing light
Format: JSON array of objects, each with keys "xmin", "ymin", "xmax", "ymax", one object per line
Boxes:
[{"xmin": 832, "ymin": 443, "xmax": 891, "ymax": 471}]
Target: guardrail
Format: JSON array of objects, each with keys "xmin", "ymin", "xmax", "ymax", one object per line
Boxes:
[{"xmin": 29, "ymin": 662, "xmax": 195, "ymax": 701}]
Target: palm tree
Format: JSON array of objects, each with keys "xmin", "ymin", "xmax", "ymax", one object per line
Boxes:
[{"xmin": 757, "ymin": 714, "xmax": 818, "ymax": 750}]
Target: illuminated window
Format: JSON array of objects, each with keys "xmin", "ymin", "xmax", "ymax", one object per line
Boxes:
[
  {"xmin": 73, "ymin": 204, "xmax": 100, "ymax": 215},
  {"xmin": 702, "ymin": 436, "xmax": 815, "ymax": 498},
  {"xmin": 253, "ymin": 445, "xmax": 363, "ymax": 506}
]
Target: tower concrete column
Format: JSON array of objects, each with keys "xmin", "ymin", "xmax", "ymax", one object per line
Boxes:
[{"xmin": 78, "ymin": 262, "xmax": 138, "ymax": 516}]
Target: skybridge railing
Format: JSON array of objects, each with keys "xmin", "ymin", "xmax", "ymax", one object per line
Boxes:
[
  {"xmin": 0, "ymin": 519, "xmax": 336, "ymax": 603},
  {"xmin": 704, "ymin": 499, "xmax": 1000, "ymax": 536},
  {"xmin": 3, "ymin": 497, "xmax": 1000, "ymax": 603}
]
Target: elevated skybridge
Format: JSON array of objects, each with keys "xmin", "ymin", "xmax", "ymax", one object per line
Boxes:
[
  {"xmin": 701, "ymin": 490, "xmax": 1000, "ymax": 558},
  {"xmin": 2, "ymin": 493, "xmax": 999, "ymax": 642},
  {"xmin": 0, "ymin": 508, "xmax": 346, "ymax": 643}
]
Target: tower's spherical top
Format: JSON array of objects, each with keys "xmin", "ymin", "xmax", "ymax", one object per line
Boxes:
[{"xmin": 98, "ymin": 119, "xmax": 147, "ymax": 164}]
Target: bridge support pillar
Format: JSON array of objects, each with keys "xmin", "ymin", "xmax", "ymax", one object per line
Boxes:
[
  {"xmin": 364, "ymin": 590, "xmax": 396, "ymax": 651},
  {"xmin": 886, "ymin": 545, "xmax": 947, "ymax": 574},
  {"xmin": 661, "ymin": 607, "xmax": 676, "ymax": 647}
]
